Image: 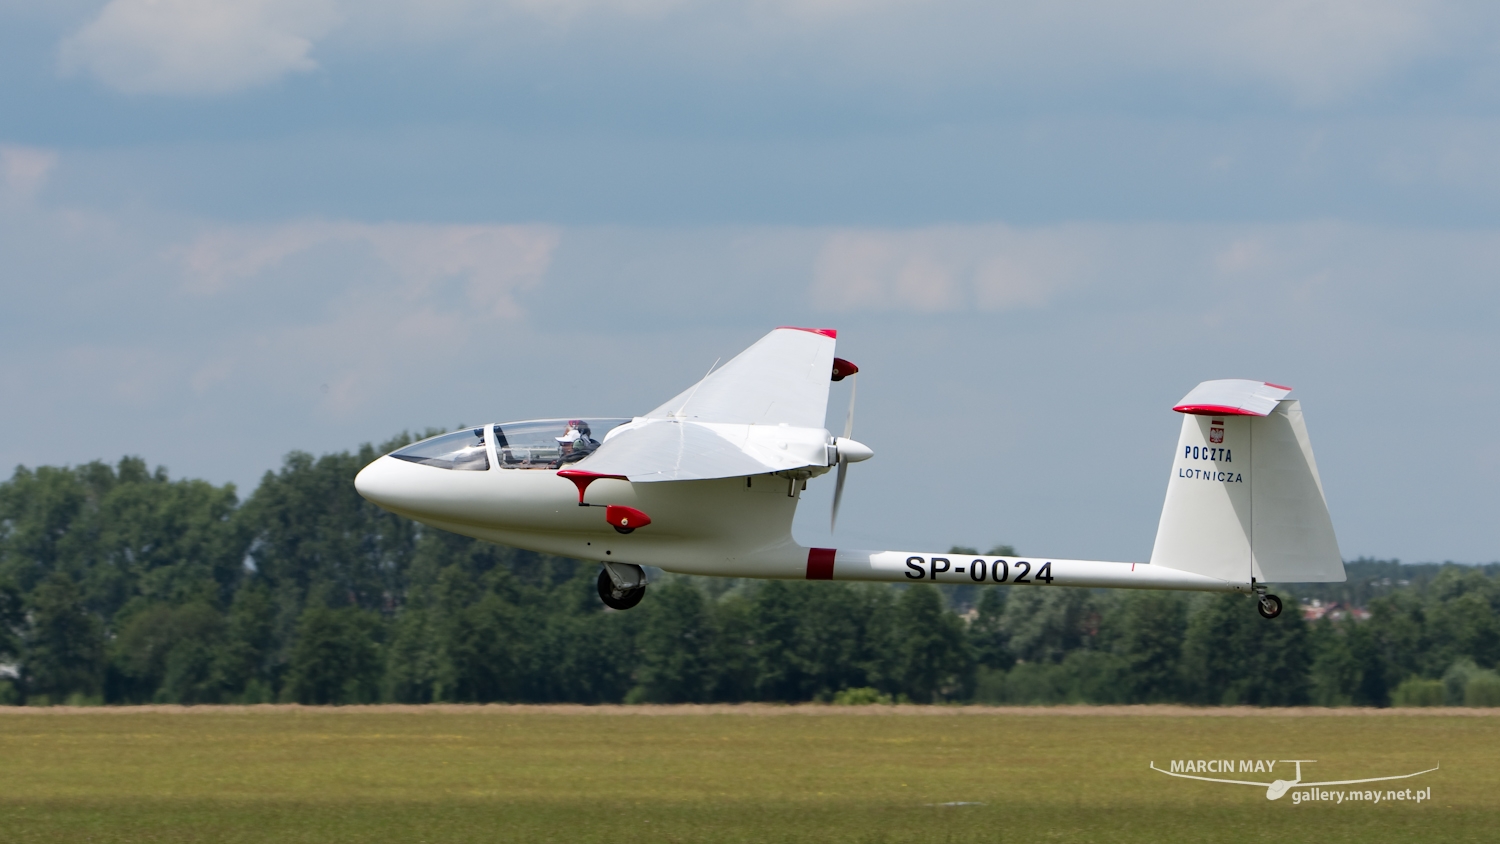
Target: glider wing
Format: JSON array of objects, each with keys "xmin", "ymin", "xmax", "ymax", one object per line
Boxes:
[
  {"xmin": 644, "ymin": 326, "xmax": 837, "ymax": 428},
  {"xmin": 567, "ymin": 327, "xmax": 839, "ymax": 483}
]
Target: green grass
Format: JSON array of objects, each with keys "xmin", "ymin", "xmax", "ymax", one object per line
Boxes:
[{"xmin": 0, "ymin": 706, "xmax": 1494, "ymax": 843}]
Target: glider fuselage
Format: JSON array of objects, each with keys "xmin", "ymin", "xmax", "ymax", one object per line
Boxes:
[{"xmin": 356, "ymin": 424, "xmax": 812, "ymax": 578}]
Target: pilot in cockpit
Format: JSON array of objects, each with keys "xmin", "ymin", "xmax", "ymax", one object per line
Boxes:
[{"xmin": 551, "ymin": 420, "xmax": 599, "ymax": 467}]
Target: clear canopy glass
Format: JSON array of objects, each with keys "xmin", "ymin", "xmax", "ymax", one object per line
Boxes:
[
  {"xmin": 494, "ymin": 418, "xmax": 631, "ymax": 469},
  {"xmin": 391, "ymin": 428, "xmax": 490, "ymax": 471}
]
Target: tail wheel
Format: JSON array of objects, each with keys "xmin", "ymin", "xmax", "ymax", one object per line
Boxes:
[
  {"xmin": 1257, "ymin": 593, "xmax": 1283, "ymax": 619},
  {"xmin": 597, "ymin": 568, "xmax": 646, "ymax": 610}
]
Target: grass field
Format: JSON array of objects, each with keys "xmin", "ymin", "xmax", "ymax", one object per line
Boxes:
[{"xmin": 0, "ymin": 705, "xmax": 1494, "ymax": 843}]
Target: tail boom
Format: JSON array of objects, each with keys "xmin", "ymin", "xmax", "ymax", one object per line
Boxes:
[{"xmin": 796, "ymin": 548, "xmax": 1248, "ymax": 592}]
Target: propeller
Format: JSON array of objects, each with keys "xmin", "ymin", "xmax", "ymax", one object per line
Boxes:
[{"xmin": 830, "ymin": 370, "xmax": 873, "ymax": 530}]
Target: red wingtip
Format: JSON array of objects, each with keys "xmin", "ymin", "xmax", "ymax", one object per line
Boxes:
[
  {"xmin": 777, "ymin": 326, "xmax": 837, "ymax": 339},
  {"xmin": 1264, "ymin": 382, "xmax": 1293, "ymax": 391},
  {"xmin": 1173, "ymin": 404, "xmax": 1262, "ymax": 416}
]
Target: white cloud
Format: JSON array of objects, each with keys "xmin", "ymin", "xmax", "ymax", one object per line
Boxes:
[
  {"xmin": 167, "ymin": 220, "xmax": 560, "ymax": 413},
  {"xmin": 1146, "ymin": 0, "xmax": 1440, "ymax": 104},
  {"xmin": 59, "ymin": 0, "xmax": 340, "ymax": 95},
  {"xmin": 0, "ymin": 145, "xmax": 59, "ymax": 205},
  {"xmin": 361, "ymin": 224, "xmax": 560, "ymax": 319},
  {"xmin": 175, "ymin": 220, "xmax": 559, "ymax": 318},
  {"xmin": 812, "ymin": 225, "xmax": 1085, "ymax": 314},
  {"xmin": 51, "ymin": 0, "xmax": 1474, "ymax": 102}
]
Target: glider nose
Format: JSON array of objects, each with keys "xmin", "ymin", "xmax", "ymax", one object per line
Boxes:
[{"xmin": 354, "ymin": 456, "xmax": 403, "ymax": 509}]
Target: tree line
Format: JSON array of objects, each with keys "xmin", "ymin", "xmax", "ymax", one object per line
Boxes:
[{"xmin": 1, "ymin": 438, "xmax": 1497, "ymax": 707}]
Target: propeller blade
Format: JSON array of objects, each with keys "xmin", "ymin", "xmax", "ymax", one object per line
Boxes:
[
  {"xmin": 842, "ymin": 373, "xmax": 857, "ymax": 440},
  {"xmin": 831, "ymin": 457, "xmax": 849, "ymax": 531},
  {"xmin": 834, "ymin": 374, "xmax": 860, "ymax": 531}
]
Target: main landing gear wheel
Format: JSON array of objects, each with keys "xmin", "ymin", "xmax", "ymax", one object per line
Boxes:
[
  {"xmin": 598, "ymin": 566, "xmax": 646, "ymax": 610},
  {"xmin": 1258, "ymin": 593, "xmax": 1283, "ymax": 619}
]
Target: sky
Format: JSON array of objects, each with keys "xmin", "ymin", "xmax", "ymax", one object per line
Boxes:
[{"xmin": 2, "ymin": 0, "xmax": 1498, "ymax": 564}]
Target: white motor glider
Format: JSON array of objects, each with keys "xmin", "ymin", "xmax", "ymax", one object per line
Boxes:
[{"xmin": 355, "ymin": 327, "xmax": 1345, "ymax": 614}]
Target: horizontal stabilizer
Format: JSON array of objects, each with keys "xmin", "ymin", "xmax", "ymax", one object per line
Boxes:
[{"xmin": 1173, "ymin": 379, "xmax": 1292, "ymax": 417}]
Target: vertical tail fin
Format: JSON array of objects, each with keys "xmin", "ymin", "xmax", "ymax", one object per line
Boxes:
[{"xmin": 1150, "ymin": 380, "xmax": 1345, "ymax": 585}]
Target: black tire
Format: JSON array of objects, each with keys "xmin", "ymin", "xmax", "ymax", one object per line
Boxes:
[
  {"xmin": 597, "ymin": 568, "xmax": 646, "ymax": 610},
  {"xmin": 1257, "ymin": 593, "xmax": 1283, "ymax": 619}
]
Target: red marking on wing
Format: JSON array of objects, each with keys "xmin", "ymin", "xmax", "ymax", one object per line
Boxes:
[
  {"xmin": 777, "ymin": 326, "xmax": 838, "ymax": 339},
  {"xmin": 557, "ymin": 469, "xmax": 628, "ymax": 504},
  {"xmin": 806, "ymin": 547, "xmax": 836, "ymax": 580},
  {"xmin": 1263, "ymin": 382, "xmax": 1293, "ymax": 391},
  {"xmin": 1173, "ymin": 404, "xmax": 1262, "ymax": 416}
]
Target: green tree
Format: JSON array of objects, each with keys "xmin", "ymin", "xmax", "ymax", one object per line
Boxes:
[
  {"xmin": 748, "ymin": 581, "xmax": 902, "ymax": 702},
  {"xmin": 0, "ymin": 578, "xmax": 21, "ymax": 662},
  {"xmin": 285, "ymin": 606, "xmax": 383, "ymax": 704},
  {"xmin": 800, "ymin": 583, "xmax": 900, "ymax": 698},
  {"xmin": 1000, "ymin": 588, "xmax": 1100, "ymax": 665},
  {"xmin": 1109, "ymin": 591, "xmax": 1187, "ymax": 703},
  {"xmin": 894, "ymin": 584, "xmax": 973, "ymax": 702},
  {"xmin": 0, "ymin": 459, "xmax": 245, "ymax": 623},
  {"xmin": 0, "ymin": 578, "xmax": 23, "ymax": 704},
  {"xmin": 1180, "ymin": 593, "xmax": 1312, "ymax": 706},
  {"xmin": 1306, "ymin": 614, "xmax": 1391, "ymax": 707},
  {"xmin": 749, "ymin": 581, "xmax": 814, "ymax": 701},
  {"xmin": 630, "ymin": 579, "xmax": 715, "ymax": 703},
  {"xmin": 237, "ymin": 438, "xmax": 421, "ymax": 637},
  {"xmin": 443, "ymin": 591, "xmax": 524, "ymax": 701},
  {"xmin": 90, "ymin": 459, "xmax": 244, "ymax": 614},
  {"xmin": 967, "ymin": 589, "xmax": 1011, "ymax": 670},
  {"xmin": 107, "ymin": 602, "xmax": 227, "ymax": 703},
  {"xmin": 707, "ymin": 591, "xmax": 758, "ymax": 701},
  {"xmin": 384, "ymin": 602, "xmax": 441, "ymax": 703},
  {"xmin": 528, "ymin": 602, "xmax": 638, "ymax": 703},
  {"xmin": 24, "ymin": 573, "xmax": 105, "ymax": 703},
  {"xmin": 1425, "ymin": 568, "xmax": 1500, "ymax": 670},
  {"xmin": 1359, "ymin": 591, "xmax": 1429, "ymax": 698},
  {"xmin": 0, "ymin": 464, "xmax": 102, "ymax": 594},
  {"xmin": 213, "ymin": 579, "xmax": 279, "ymax": 702}
]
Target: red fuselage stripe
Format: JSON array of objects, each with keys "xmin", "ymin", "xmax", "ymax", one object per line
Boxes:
[{"xmin": 806, "ymin": 547, "xmax": 836, "ymax": 580}]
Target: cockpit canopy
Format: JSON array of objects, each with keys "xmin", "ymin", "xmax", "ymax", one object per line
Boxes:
[
  {"xmin": 492, "ymin": 418, "xmax": 631, "ymax": 469},
  {"xmin": 390, "ymin": 427, "xmax": 490, "ymax": 471},
  {"xmin": 390, "ymin": 418, "xmax": 632, "ymax": 471}
]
